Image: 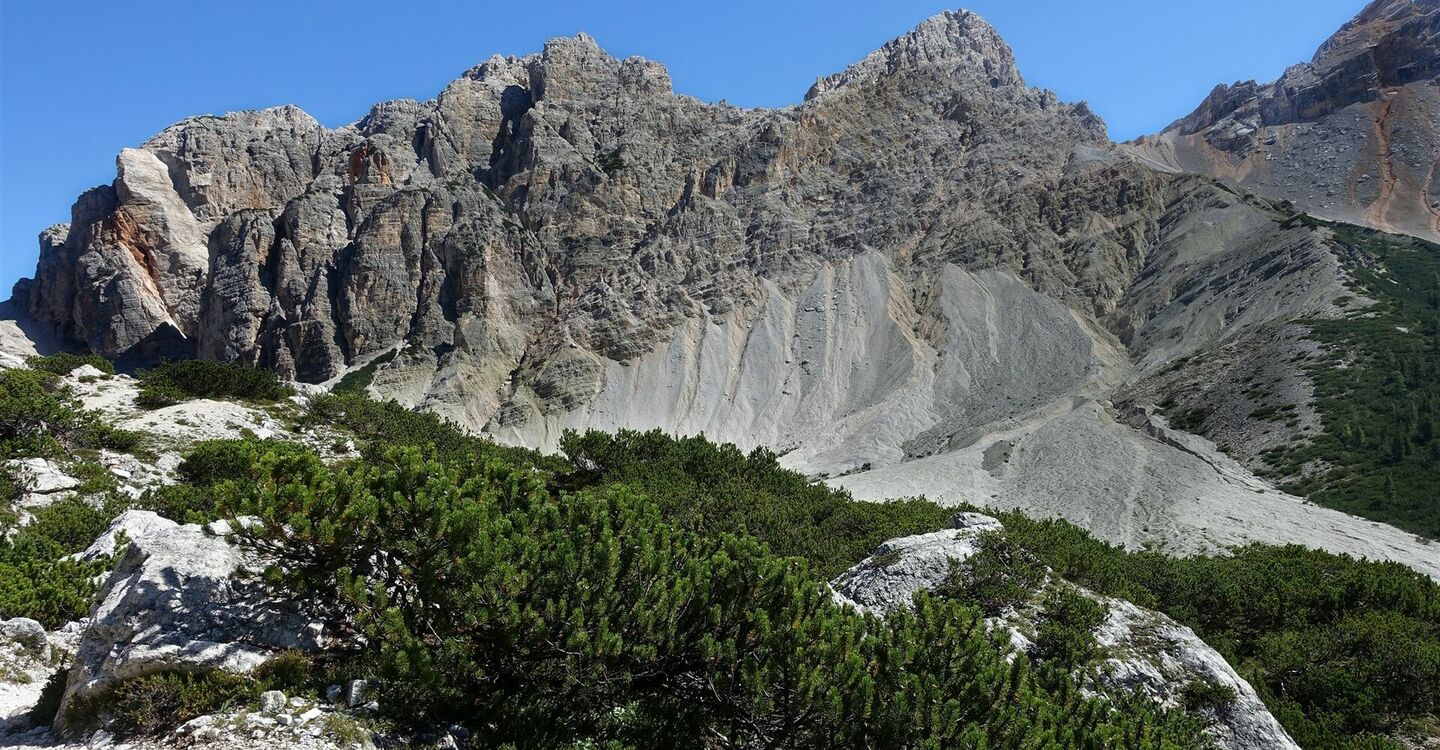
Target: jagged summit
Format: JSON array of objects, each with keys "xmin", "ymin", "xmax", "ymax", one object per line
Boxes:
[
  {"xmin": 1160, "ymin": 0, "xmax": 1438, "ymax": 136},
  {"xmin": 457, "ymin": 10, "xmax": 1032, "ymax": 108},
  {"xmin": 20, "ymin": 5, "xmax": 1111, "ymax": 371},
  {"xmin": 113, "ymin": 9, "xmax": 1064, "ymax": 177},
  {"xmin": 805, "ymin": 10, "xmax": 1021, "ymax": 99},
  {"xmin": 1314, "ymin": 0, "xmax": 1439, "ymax": 71}
]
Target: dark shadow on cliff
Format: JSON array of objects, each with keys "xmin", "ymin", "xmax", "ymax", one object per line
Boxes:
[{"xmin": 110, "ymin": 324, "xmax": 194, "ymax": 374}]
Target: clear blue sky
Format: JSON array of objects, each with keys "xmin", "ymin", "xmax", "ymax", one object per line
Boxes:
[{"xmin": 1, "ymin": 0, "xmax": 1364, "ymax": 293}]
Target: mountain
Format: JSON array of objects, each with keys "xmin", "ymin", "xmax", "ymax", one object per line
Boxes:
[
  {"xmin": 7, "ymin": 7, "xmax": 1440, "ymax": 578},
  {"xmin": 1130, "ymin": 0, "xmax": 1440, "ymax": 241},
  {"xmin": 4, "ymin": 5, "xmax": 1440, "ymax": 748}
]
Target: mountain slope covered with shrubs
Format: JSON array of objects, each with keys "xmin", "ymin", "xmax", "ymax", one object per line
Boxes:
[{"xmin": 2, "ymin": 360, "xmax": 1437, "ymax": 748}]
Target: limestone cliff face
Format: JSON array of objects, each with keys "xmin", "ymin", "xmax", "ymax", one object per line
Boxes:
[
  {"xmin": 1131, "ymin": 0, "xmax": 1440, "ymax": 241},
  {"xmin": 21, "ymin": 11, "xmax": 1181, "ymax": 402}
]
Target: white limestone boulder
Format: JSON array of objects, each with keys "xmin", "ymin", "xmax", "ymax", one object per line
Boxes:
[
  {"xmin": 829, "ymin": 511, "xmax": 1001, "ymax": 613},
  {"xmin": 828, "ymin": 516, "xmax": 1300, "ymax": 750},
  {"xmin": 53, "ymin": 520, "xmax": 324, "ymax": 735},
  {"xmin": 1091, "ymin": 598, "xmax": 1297, "ymax": 750},
  {"xmin": 69, "ymin": 510, "xmax": 178, "ymax": 562},
  {"xmin": 6, "ymin": 458, "xmax": 80, "ymax": 501}
]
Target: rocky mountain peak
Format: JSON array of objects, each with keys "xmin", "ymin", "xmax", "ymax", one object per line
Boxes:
[
  {"xmin": 805, "ymin": 9, "xmax": 1021, "ymax": 100},
  {"xmin": 14, "ymin": 5, "xmax": 1125, "ymax": 379},
  {"xmin": 1314, "ymin": 0, "xmax": 1439, "ymax": 71},
  {"xmin": 1165, "ymin": 0, "xmax": 1438, "ymax": 136},
  {"xmin": 1131, "ymin": 0, "xmax": 1440, "ymax": 242},
  {"xmin": 7, "ymin": 0, "xmax": 1440, "ymax": 602},
  {"xmin": 529, "ymin": 31, "xmax": 674, "ymax": 102}
]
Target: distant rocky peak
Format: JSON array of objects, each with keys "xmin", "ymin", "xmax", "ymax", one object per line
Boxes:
[
  {"xmin": 530, "ymin": 31, "xmax": 674, "ymax": 102},
  {"xmin": 805, "ymin": 9, "xmax": 1022, "ymax": 100},
  {"xmin": 1161, "ymin": 0, "xmax": 1438, "ymax": 137},
  {"xmin": 1309, "ymin": 0, "xmax": 1439, "ymax": 82},
  {"xmin": 461, "ymin": 53, "xmax": 530, "ymax": 84},
  {"xmin": 536, "ymin": 32, "xmax": 613, "ymax": 80},
  {"xmin": 1133, "ymin": 0, "xmax": 1440, "ymax": 244},
  {"xmin": 1315, "ymin": 0, "xmax": 1438, "ymax": 65}
]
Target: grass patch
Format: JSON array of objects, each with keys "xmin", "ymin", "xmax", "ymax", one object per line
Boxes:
[
  {"xmin": 64, "ymin": 651, "xmax": 348, "ymax": 738},
  {"xmin": 331, "ymin": 349, "xmax": 397, "ymax": 395},
  {"xmin": 65, "ymin": 670, "xmax": 260, "ymax": 737}
]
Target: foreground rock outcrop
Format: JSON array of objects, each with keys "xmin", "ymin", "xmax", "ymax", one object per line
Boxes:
[
  {"xmin": 0, "ymin": 514, "xmax": 368, "ymax": 749},
  {"xmin": 53, "ymin": 519, "xmax": 324, "ymax": 735},
  {"xmin": 829, "ymin": 514, "xmax": 1301, "ymax": 750}
]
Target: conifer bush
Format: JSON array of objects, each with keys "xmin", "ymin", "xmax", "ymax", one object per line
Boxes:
[
  {"xmin": 305, "ymin": 393, "xmax": 564, "ymax": 471},
  {"xmin": 1259, "ymin": 219, "xmax": 1440, "ymax": 539},
  {"xmin": 939, "ymin": 529, "xmax": 1045, "ymax": 616},
  {"xmin": 26, "ymin": 353, "xmax": 114, "ymax": 376},
  {"xmin": 134, "ymin": 360, "xmax": 290, "ymax": 407},
  {"xmin": 0, "ymin": 550, "xmax": 110, "ymax": 628},
  {"xmin": 22, "ymin": 385, "xmax": 1419, "ymax": 749},
  {"xmin": 1180, "ymin": 679, "xmax": 1237, "ymax": 717},
  {"xmin": 0, "ymin": 498, "xmax": 120, "ymax": 627},
  {"xmin": 1030, "ymin": 587, "xmax": 1109, "ymax": 668},
  {"xmin": 964, "ymin": 506, "xmax": 1440, "ymax": 749},
  {"xmin": 558, "ymin": 429, "xmax": 951, "ymax": 578},
  {"xmin": 0, "ymin": 367, "xmax": 140, "ymax": 457},
  {"xmin": 218, "ymin": 444, "xmax": 1214, "ymax": 748}
]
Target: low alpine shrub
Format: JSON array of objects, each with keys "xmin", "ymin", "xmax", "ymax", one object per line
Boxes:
[
  {"xmin": 27, "ymin": 353, "xmax": 115, "ymax": 377},
  {"xmin": 135, "ymin": 360, "xmax": 290, "ymax": 406}
]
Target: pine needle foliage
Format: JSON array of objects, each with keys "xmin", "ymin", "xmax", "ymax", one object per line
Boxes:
[
  {"xmin": 220, "ymin": 444, "xmax": 1213, "ymax": 748},
  {"xmin": 558, "ymin": 429, "xmax": 952, "ymax": 579},
  {"xmin": 969, "ymin": 505, "xmax": 1440, "ymax": 750},
  {"xmin": 134, "ymin": 359, "xmax": 291, "ymax": 408},
  {"xmin": 0, "ymin": 368, "xmax": 138, "ymax": 458}
]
